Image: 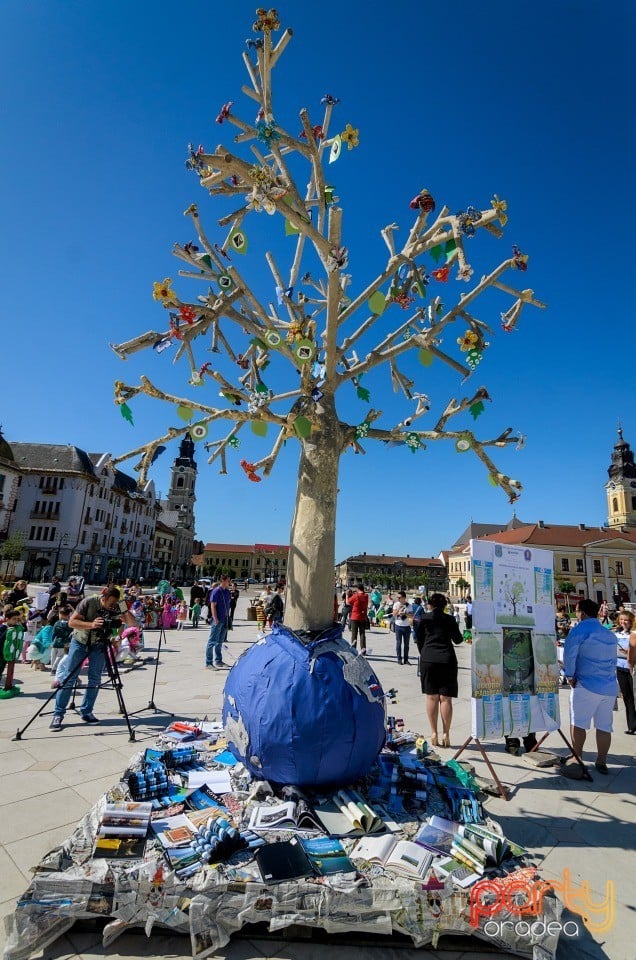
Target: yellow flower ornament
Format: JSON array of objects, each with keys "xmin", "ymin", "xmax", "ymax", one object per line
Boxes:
[
  {"xmin": 457, "ymin": 329, "xmax": 479, "ymax": 352},
  {"xmin": 152, "ymin": 278, "xmax": 178, "ymax": 305},
  {"xmin": 341, "ymin": 124, "xmax": 359, "ymax": 150}
]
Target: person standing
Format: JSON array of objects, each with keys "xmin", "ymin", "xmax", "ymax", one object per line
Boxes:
[
  {"xmin": 564, "ymin": 598, "xmax": 618, "ymax": 775},
  {"xmin": 206, "ymin": 575, "xmax": 232, "ymax": 669},
  {"xmin": 415, "ymin": 592, "xmax": 464, "ymax": 748},
  {"xmin": 464, "ymin": 595, "xmax": 473, "ymax": 630},
  {"xmin": 228, "ymin": 582, "xmax": 240, "ymax": 629},
  {"xmin": 393, "ymin": 595, "xmax": 411, "ymax": 665},
  {"xmin": 49, "ymin": 586, "xmax": 136, "ymax": 731},
  {"xmin": 614, "ymin": 610, "xmax": 636, "ymax": 735},
  {"xmin": 349, "ymin": 584, "xmax": 369, "ymax": 655},
  {"xmin": 189, "ymin": 580, "xmax": 206, "ymax": 617}
]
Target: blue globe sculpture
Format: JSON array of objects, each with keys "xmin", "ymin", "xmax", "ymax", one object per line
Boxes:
[{"xmin": 222, "ymin": 624, "xmax": 386, "ymax": 787}]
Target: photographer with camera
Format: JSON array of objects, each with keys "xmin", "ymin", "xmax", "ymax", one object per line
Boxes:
[{"xmin": 49, "ymin": 586, "xmax": 135, "ymax": 732}]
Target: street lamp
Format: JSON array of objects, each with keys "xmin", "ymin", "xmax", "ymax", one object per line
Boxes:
[{"xmin": 53, "ymin": 533, "xmax": 70, "ymax": 579}]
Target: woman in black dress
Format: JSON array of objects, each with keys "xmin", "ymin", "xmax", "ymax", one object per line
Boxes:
[{"xmin": 415, "ymin": 593, "xmax": 464, "ymax": 747}]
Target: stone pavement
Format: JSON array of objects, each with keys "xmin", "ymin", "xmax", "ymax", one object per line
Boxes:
[{"xmin": 1, "ymin": 592, "xmax": 634, "ymax": 960}]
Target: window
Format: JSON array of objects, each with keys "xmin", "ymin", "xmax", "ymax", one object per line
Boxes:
[
  {"xmin": 593, "ymin": 560, "xmax": 602, "ymax": 574},
  {"xmin": 29, "ymin": 525, "xmax": 35, "ymax": 539},
  {"xmin": 632, "ymin": 496, "xmax": 636, "ymax": 510},
  {"xmin": 561, "ymin": 558, "xmax": 570, "ymax": 572},
  {"xmin": 612, "ymin": 497, "xmax": 618, "ymax": 513},
  {"xmin": 615, "ymin": 561, "xmax": 624, "ymax": 576},
  {"xmin": 81, "ymin": 531, "xmax": 86, "ymax": 544},
  {"xmin": 177, "ymin": 477, "xmax": 184, "ymax": 488},
  {"xmin": 575, "ymin": 559, "xmax": 584, "ymax": 573}
]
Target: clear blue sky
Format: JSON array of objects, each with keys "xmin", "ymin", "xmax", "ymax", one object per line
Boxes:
[{"xmin": 3, "ymin": 1, "xmax": 635, "ymax": 559}]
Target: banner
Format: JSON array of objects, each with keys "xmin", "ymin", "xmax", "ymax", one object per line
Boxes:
[{"xmin": 470, "ymin": 540, "xmax": 560, "ymax": 739}]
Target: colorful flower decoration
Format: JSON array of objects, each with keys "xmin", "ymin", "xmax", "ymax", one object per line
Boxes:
[
  {"xmin": 153, "ymin": 278, "xmax": 177, "ymax": 304},
  {"xmin": 457, "ymin": 206, "xmax": 482, "ymax": 237},
  {"xmin": 341, "ymin": 124, "xmax": 359, "ymax": 149},
  {"xmin": 256, "ymin": 118, "xmax": 281, "ymax": 145},
  {"xmin": 253, "ymin": 8, "xmax": 280, "ymax": 32},
  {"xmin": 185, "ymin": 144, "xmax": 205, "ymax": 173},
  {"xmin": 286, "ymin": 320, "xmax": 304, "ymax": 343},
  {"xmin": 512, "ymin": 245, "xmax": 529, "ymax": 271},
  {"xmin": 216, "ymin": 101, "xmax": 233, "ymax": 124},
  {"xmin": 491, "ymin": 194, "xmax": 508, "ymax": 226},
  {"xmin": 236, "ymin": 354, "xmax": 250, "ymax": 370},
  {"xmin": 169, "ymin": 316, "xmax": 182, "ymax": 340},
  {"xmin": 299, "ymin": 125, "xmax": 324, "ymax": 141},
  {"xmin": 457, "ymin": 330, "xmax": 479, "ymax": 352},
  {"xmin": 431, "ymin": 266, "xmax": 450, "ymax": 282},
  {"xmin": 409, "ymin": 189, "xmax": 435, "ymax": 213},
  {"xmin": 391, "ymin": 291, "xmax": 415, "ymax": 310},
  {"xmin": 457, "ymin": 264, "xmax": 474, "ymax": 282},
  {"xmin": 240, "ymin": 459, "xmax": 262, "ymax": 482},
  {"xmin": 328, "ymin": 246, "xmax": 348, "ymax": 270},
  {"xmin": 321, "ymin": 94, "xmax": 340, "ymax": 105},
  {"xmin": 179, "ymin": 304, "xmax": 197, "ymax": 324}
]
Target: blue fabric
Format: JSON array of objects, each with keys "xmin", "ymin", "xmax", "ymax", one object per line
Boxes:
[
  {"xmin": 563, "ymin": 618, "xmax": 618, "ymax": 696},
  {"xmin": 222, "ymin": 623, "xmax": 386, "ymax": 787}
]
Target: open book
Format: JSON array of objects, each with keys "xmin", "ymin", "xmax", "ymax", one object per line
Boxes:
[
  {"xmin": 413, "ymin": 815, "xmax": 458, "ymax": 856},
  {"xmin": 315, "ymin": 789, "xmax": 385, "ymax": 836},
  {"xmin": 248, "ymin": 799, "xmax": 322, "ymax": 832},
  {"xmin": 455, "ymin": 822, "xmax": 523, "ymax": 865},
  {"xmin": 351, "ymin": 834, "xmax": 433, "ymax": 881},
  {"xmin": 433, "ymin": 855, "xmax": 482, "ymax": 889}
]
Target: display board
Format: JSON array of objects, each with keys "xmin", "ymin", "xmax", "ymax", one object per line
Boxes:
[{"xmin": 470, "ymin": 540, "xmax": 561, "ymax": 740}]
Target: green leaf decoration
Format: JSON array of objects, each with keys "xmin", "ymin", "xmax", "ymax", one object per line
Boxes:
[
  {"xmin": 120, "ymin": 403, "xmax": 134, "ymax": 425},
  {"xmin": 176, "ymin": 404, "xmax": 194, "ymax": 421},
  {"xmin": 293, "ymin": 415, "xmax": 312, "ymax": 439},
  {"xmin": 356, "ymin": 385, "xmax": 371, "ymax": 402},
  {"xmin": 229, "ymin": 228, "xmax": 247, "ymax": 254},
  {"xmin": 250, "ymin": 336, "xmax": 268, "ymax": 350},
  {"xmin": 285, "ymin": 218, "xmax": 300, "ymax": 235},
  {"xmin": 444, "ymin": 239, "xmax": 458, "ymax": 263},
  {"xmin": 469, "ymin": 401, "xmax": 485, "ymax": 420},
  {"xmin": 293, "ymin": 339, "xmax": 316, "ymax": 364},
  {"xmin": 430, "ymin": 244, "xmax": 443, "ymax": 264},
  {"xmin": 255, "ymin": 382, "xmax": 269, "ymax": 394},
  {"xmin": 414, "ymin": 279, "xmax": 427, "ymax": 298},
  {"xmin": 251, "ymin": 420, "xmax": 268, "ymax": 437},
  {"xmin": 368, "ymin": 290, "xmax": 386, "ymax": 316},
  {"xmin": 418, "ymin": 348, "xmax": 434, "ymax": 367},
  {"xmin": 488, "ymin": 473, "xmax": 499, "ymax": 487},
  {"xmin": 218, "ymin": 273, "xmax": 235, "ymax": 291},
  {"xmin": 199, "ymin": 254, "xmax": 213, "ymax": 269}
]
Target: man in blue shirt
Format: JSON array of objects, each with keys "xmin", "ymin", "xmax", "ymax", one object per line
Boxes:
[
  {"xmin": 206, "ymin": 575, "xmax": 232, "ymax": 669},
  {"xmin": 564, "ymin": 598, "xmax": 618, "ymax": 775}
]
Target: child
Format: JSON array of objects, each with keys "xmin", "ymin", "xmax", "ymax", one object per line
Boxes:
[
  {"xmin": 1, "ymin": 609, "xmax": 25, "ymax": 692},
  {"xmin": 176, "ymin": 600, "xmax": 188, "ymax": 630},
  {"xmin": 118, "ymin": 625, "xmax": 141, "ymax": 663},
  {"xmin": 28, "ymin": 623, "xmax": 54, "ymax": 670},
  {"xmin": 51, "ymin": 641, "xmax": 71, "ymax": 689},
  {"xmin": 50, "ymin": 606, "xmax": 73, "ymax": 674},
  {"xmin": 191, "ymin": 600, "xmax": 202, "ymax": 629}
]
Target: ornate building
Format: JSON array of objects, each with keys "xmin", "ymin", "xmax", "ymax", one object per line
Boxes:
[
  {"xmin": 606, "ymin": 427, "xmax": 636, "ymax": 529},
  {"xmin": 156, "ymin": 433, "xmax": 198, "ymax": 582}
]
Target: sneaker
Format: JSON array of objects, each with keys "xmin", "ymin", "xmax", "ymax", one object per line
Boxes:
[
  {"xmin": 214, "ymin": 662, "xmax": 228, "ymax": 669},
  {"xmin": 81, "ymin": 713, "xmax": 100, "ymax": 724},
  {"xmin": 49, "ymin": 715, "xmax": 63, "ymax": 731}
]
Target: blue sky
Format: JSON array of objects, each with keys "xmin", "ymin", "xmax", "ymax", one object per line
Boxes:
[{"xmin": 3, "ymin": 1, "xmax": 635, "ymax": 560}]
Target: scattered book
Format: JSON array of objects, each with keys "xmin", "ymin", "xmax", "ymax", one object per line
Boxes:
[
  {"xmin": 255, "ymin": 838, "xmax": 314, "ymax": 883},
  {"xmin": 93, "ymin": 802, "xmax": 152, "ymax": 858},
  {"xmin": 300, "ymin": 836, "xmax": 356, "ymax": 877},
  {"xmin": 248, "ymin": 800, "xmax": 322, "ymax": 832},
  {"xmin": 457, "ymin": 822, "xmax": 526, "ymax": 863},
  {"xmin": 93, "ymin": 836, "xmax": 147, "ymax": 859},
  {"xmin": 351, "ymin": 834, "xmax": 433, "ymax": 881},
  {"xmin": 413, "ymin": 815, "xmax": 459, "ymax": 856},
  {"xmin": 151, "ymin": 813, "xmax": 196, "ymax": 849},
  {"xmin": 433, "ymin": 855, "xmax": 482, "ymax": 888},
  {"xmin": 315, "ymin": 790, "xmax": 386, "ymax": 836}
]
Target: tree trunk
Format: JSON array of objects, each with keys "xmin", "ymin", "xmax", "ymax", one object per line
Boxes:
[{"xmin": 285, "ymin": 396, "xmax": 342, "ymax": 633}]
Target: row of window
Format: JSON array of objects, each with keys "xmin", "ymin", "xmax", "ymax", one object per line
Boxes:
[
  {"xmin": 205, "ymin": 556, "xmax": 288, "ymax": 567},
  {"xmin": 560, "ymin": 558, "xmax": 625, "ymax": 575},
  {"xmin": 31, "ymin": 500, "xmax": 60, "ymax": 516},
  {"xmin": 38, "ymin": 477, "xmax": 65, "ymax": 491},
  {"xmin": 611, "ymin": 495, "xmax": 636, "ymax": 512}
]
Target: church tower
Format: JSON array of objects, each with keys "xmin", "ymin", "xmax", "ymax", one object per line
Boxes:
[
  {"xmin": 606, "ymin": 428, "xmax": 636, "ymax": 529},
  {"xmin": 166, "ymin": 432, "xmax": 197, "ymax": 530}
]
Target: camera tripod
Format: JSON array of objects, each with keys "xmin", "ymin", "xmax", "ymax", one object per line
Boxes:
[
  {"xmin": 13, "ymin": 636, "xmax": 136, "ymax": 742},
  {"xmin": 128, "ymin": 620, "xmax": 173, "ymax": 720}
]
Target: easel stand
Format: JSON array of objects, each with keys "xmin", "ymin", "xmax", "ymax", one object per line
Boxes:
[
  {"xmin": 452, "ymin": 728, "xmax": 592, "ymax": 801},
  {"xmin": 129, "ymin": 623, "xmax": 173, "ymax": 719},
  {"xmin": 13, "ymin": 638, "xmax": 136, "ymax": 742}
]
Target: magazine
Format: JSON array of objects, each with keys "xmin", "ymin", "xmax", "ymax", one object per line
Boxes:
[
  {"xmin": 315, "ymin": 790, "xmax": 385, "ymax": 836},
  {"xmin": 95, "ymin": 801, "xmax": 152, "ymax": 848},
  {"xmin": 351, "ymin": 834, "xmax": 433, "ymax": 880},
  {"xmin": 300, "ymin": 836, "xmax": 356, "ymax": 877},
  {"xmin": 433, "ymin": 855, "xmax": 482, "ymax": 888},
  {"xmin": 248, "ymin": 800, "xmax": 322, "ymax": 832},
  {"xmin": 413, "ymin": 815, "xmax": 459, "ymax": 856},
  {"xmin": 151, "ymin": 814, "xmax": 196, "ymax": 848}
]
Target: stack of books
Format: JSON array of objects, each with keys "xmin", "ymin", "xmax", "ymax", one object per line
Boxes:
[{"xmin": 94, "ymin": 801, "xmax": 152, "ymax": 860}]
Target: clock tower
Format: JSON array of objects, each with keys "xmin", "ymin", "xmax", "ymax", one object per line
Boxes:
[
  {"xmin": 162, "ymin": 433, "xmax": 197, "ymax": 580},
  {"xmin": 606, "ymin": 428, "xmax": 636, "ymax": 528}
]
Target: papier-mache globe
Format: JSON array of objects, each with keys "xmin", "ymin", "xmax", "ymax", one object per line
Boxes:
[{"xmin": 222, "ymin": 624, "xmax": 386, "ymax": 787}]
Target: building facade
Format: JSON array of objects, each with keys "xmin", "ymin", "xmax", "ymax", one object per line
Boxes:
[
  {"xmin": 334, "ymin": 553, "xmax": 447, "ymax": 592},
  {"xmin": 195, "ymin": 542, "xmax": 289, "ymax": 582},
  {"xmin": 8, "ymin": 442, "xmax": 159, "ymax": 583}
]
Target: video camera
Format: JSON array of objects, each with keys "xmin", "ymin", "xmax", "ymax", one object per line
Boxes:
[{"xmin": 89, "ymin": 600, "xmax": 128, "ymax": 646}]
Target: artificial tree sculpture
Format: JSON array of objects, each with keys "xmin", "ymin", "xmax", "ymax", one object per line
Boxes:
[{"xmin": 110, "ymin": 8, "xmax": 545, "ymax": 633}]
